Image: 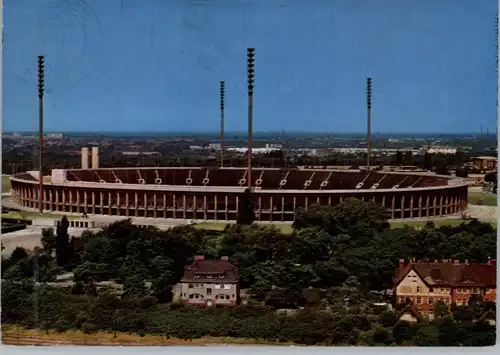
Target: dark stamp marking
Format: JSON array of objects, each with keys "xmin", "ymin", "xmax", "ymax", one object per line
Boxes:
[{"xmin": 36, "ymin": 0, "xmax": 103, "ymax": 92}]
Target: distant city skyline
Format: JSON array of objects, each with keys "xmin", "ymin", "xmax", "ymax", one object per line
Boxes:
[{"xmin": 2, "ymin": 0, "xmax": 497, "ymax": 133}]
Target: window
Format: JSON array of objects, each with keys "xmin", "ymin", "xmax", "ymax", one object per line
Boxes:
[
  {"xmin": 429, "ymin": 297, "xmax": 434, "ymax": 305},
  {"xmin": 416, "ymin": 286, "xmax": 421, "ymax": 293},
  {"xmin": 445, "ymin": 298, "xmax": 450, "ymax": 305},
  {"xmin": 214, "ymin": 284, "xmax": 221, "ymax": 289},
  {"xmin": 416, "ymin": 297, "xmax": 422, "ymax": 304},
  {"xmin": 225, "ymin": 295, "xmax": 230, "ymax": 300},
  {"xmin": 195, "ymin": 294, "xmax": 199, "ymax": 299},
  {"xmin": 224, "ymin": 284, "xmax": 231, "ymax": 290},
  {"xmin": 429, "ymin": 288, "xmax": 434, "ymax": 293},
  {"xmin": 207, "ymin": 288, "xmax": 212, "ymax": 296},
  {"xmin": 189, "ymin": 294, "xmax": 194, "ymax": 299},
  {"xmin": 232, "ymin": 294, "xmax": 235, "ymax": 298},
  {"xmin": 188, "ymin": 284, "xmax": 194, "ymax": 288}
]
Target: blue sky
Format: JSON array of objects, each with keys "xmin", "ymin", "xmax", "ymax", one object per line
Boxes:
[{"xmin": 2, "ymin": 0, "xmax": 497, "ymax": 133}]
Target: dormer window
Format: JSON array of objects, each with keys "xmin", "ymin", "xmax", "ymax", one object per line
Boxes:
[{"xmin": 194, "ymin": 275, "xmax": 200, "ymax": 278}]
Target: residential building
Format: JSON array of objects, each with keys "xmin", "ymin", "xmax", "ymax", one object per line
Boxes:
[
  {"xmin": 472, "ymin": 156, "xmax": 498, "ymax": 171},
  {"xmin": 394, "ymin": 258, "xmax": 496, "ymax": 315},
  {"xmin": 173, "ymin": 256, "xmax": 240, "ymax": 307}
]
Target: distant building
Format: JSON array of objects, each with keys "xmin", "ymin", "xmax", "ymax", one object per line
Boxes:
[
  {"xmin": 394, "ymin": 258, "xmax": 496, "ymax": 316},
  {"xmin": 472, "ymin": 156, "xmax": 497, "ymax": 171},
  {"xmin": 426, "ymin": 147, "xmax": 457, "ymax": 155},
  {"xmin": 173, "ymin": 256, "xmax": 240, "ymax": 307}
]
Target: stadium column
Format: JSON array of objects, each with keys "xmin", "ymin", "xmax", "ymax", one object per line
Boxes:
[
  {"xmin": 172, "ymin": 194, "xmax": 176, "ymax": 218},
  {"xmin": 432, "ymin": 196, "xmax": 437, "ymax": 216},
  {"xmin": 418, "ymin": 196, "xmax": 422, "ymax": 218},
  {"xmin": 224, "ymin": 196, "xmax": 228, "ymax": 220},
  {"xmin": 125, "ymin": 192, "xmax": 129, "ymax": 217},
  {"xmin": 116, "ymin": 192, "xmax": 121, "ymax": 216},
  {"xmin": 409, "ymin": 196, "xmax": 414, "ymax": 219},
  {"xmin": 391, "ymin": 196, "xmax": 395, "ymax": 219},
  {"xmin": 203, "ymin": 195, "xmax": 207, "ymax": 220},
  {"xmin": 76, "ymin": 190, "xmax": 80, "ymax": 213},
  {"xmin": 108, "ymin": 192, "xmax": 112, "ymax": 215},
  {"xmin": 193, "ymin": 195, "xmax": 197, "ymax": 220},
  {"xmin": 100, "ymin": 192, "xmax": 104, "ymax": 213},
  {"xmin": 163, "ymin": 193, "xmax": 167, "ymax": 218},
  {"xmin": 183, "ymin": 195, "xmax": 187, "ymax": 219},
  {"xmin": 439, "ymin": 196, "xmax": 443, "ymax": 216},
  {"xmin": 68, "ymin": 190, "xmax": 73, "ymax": 213},
  {"xmin": 269, "ymin": 196, "xmax": 273, "ymax": 222},
  {"xmin": 55, "ymin": 190, "xmax": 60, "ymax": 211},
  {"xmin": 153, "ymin": 193, "xmax": 157, "ymax": 218},
  {"xmin": 214, "ymin": 195, "xmax": 218, "ymax": 220},
  {"xmin": 84, "ymin": 191, "xmax": 88, "ymax": 214},
  {"xmin": 400, "ymin": 196, "xmax": 405, "ymax": 219},
  {"xmin": 281, "ymin": 196, "xmax": 285, "ymax": 222},
  {"xmin": 134, "ymin": 192, "xmax": 138, "ymax": 217}
]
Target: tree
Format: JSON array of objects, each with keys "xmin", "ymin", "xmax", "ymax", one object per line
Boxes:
[
  {"xmin": 41, "ymin": 228, "xmax": 56, "ymax": 255},
  {"xmin": 55, "ymin": 217, "xmax": 70, "ymax": 267},
  {"xmin": 395, "ymin": 151, "xmax": 403, "ymax": 166},
  {"xmin": 237, "ymin": 188, "xmax": 255, "ymax": 225},
  {"xmin": 455, "ymin": 167, "xmax": 468, "ymax": 178}
]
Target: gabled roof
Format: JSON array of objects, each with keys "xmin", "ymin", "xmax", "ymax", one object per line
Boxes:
[
  {"xmin": 395, "ymin": 260, "xmax": 496, "ymax": 288},
  {"xmin": 181, "ymin": 258, "xmax": 239, "ymax": 283}
]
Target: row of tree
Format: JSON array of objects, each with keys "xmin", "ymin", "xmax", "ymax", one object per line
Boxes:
[
  {"xmin": 1, "ymin": 280, "xmax": 496, "ymax": 346},
  {"xmin": 1, "ymin": 198, "xmax": 496, "ymax": 345}
]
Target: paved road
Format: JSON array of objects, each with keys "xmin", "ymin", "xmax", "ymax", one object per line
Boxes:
[
  {"xmin": 467, "ymin": 204, "xmax": 497, "ymax": 223},
  {"xmin": 1, "ymin": 227, "xmax": 101, "ymax": 256}
]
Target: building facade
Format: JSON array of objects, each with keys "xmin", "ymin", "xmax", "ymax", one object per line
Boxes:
[
  {"xmin": 394, "ymin": 259, "xmax": 497, "ymax": 315},
  {"xmin": 472, "ymin": 157, "xmax": 498, "ymax": 171},
  {"xmin": 10, "ymin": 167, "xmax": 469, "ymax": 222},
  {"xmin": 173, "ymin": 256, "xmax": 239, "ymax": 307}
]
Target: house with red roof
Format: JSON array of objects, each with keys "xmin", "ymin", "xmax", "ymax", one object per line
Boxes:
[
  {"xmin": 173, "ymin": 256, "xmax": 240, "ymax": 307},
  {"xmin": 394, "ymin": 258, "xmax": 496, "ymax": 315}
]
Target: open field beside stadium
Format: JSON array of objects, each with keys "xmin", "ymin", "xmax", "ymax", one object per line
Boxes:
[{"xmin": 1, "ymin": 326, "xmax": 291, "ymax": 346}]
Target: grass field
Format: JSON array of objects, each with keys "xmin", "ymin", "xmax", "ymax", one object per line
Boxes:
[
  {"xmin": 468, "ymin": 191, "xmax": 497, "ymax": 206},
  {"xmin": 1, "ymin": 211, "xmax": 80, "ymax": 221},
  {"xmin": 1, "ymin": 326, "xmax": 290, "ymax": 346},
  {"xmin": 194, "ymin": 219, "xmax": 486, "ymax": 233},
  {"xmin": 2, "ymin": 175, "xmax": 11, "ymax": 193}
]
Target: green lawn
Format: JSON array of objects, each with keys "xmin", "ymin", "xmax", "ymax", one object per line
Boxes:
[
  {"xmin": 194, "ymin": 218, "xmax": 492, "ymax": 233},
  {"xmin": 1, "ymin": 211, "xmax": 80, "ymax": 221},
  {"xmin": 468, "ymin": 191, "xmax": 497, "ymax": 206},
  {"xmin": 194, "ymin": 222, "xmax": 294, "ymax": 234},
  {"xmin": 2, "ymin": 175, "xmax": 11, "ymax": 193}
]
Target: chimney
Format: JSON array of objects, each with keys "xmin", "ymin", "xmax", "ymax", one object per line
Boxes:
[
  {"xmin": 195, "ymin": 255, "xmax": 204, "ymax": 261},
  {"xmin": 91, "ymin": 146, "xmax": 99, "ymax": 169},
  {"xmin": 465, "ymin": 259, "xmax": 469, "ymax": 265},
  {"xmin": 221, "ymin": 256, "xmax": 229, "ymax": 261},
  {"xmin": 442, "ymin": 259, "xmax": 449, "ymax": 263},
  {"xmin": 81, "ymin": 147, "xmax": 89, "ymax": 169}
]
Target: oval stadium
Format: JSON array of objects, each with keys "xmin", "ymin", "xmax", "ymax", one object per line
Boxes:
[{"xmin": 10, "ymin": 166, "xmax": 468, "ymax": 222}]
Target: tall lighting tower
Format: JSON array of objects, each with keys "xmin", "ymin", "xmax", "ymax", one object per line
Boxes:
[
  {"xmin": 38, "ymin": 56, "xmax": 45, "ymax": 214},
  {"xmin": 366, "ymin": 77, "xmax": 372, "ymax": 169},
  {"xmin": 220, "ymin": 80, "xmax": 225, "ymax": 168},
  {"xmin": 247, "ymin": 48, "xmax": 255, "ymax": 189}
]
